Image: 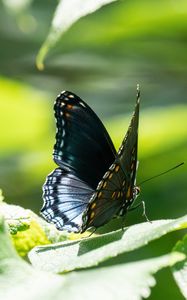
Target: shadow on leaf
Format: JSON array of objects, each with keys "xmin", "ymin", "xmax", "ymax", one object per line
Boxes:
[{"xmin": 78, "ymin": 229, "xmax": 125, "ymax": 256}]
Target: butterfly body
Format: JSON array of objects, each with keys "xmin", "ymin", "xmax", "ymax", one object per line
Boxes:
[{"xmin": 41, "ymin": 90, "xmax": 140, "ymax": 233}]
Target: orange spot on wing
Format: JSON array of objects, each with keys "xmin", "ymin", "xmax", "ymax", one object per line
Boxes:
[
  {"xmin": 98, "ymin": 191, "xmax": 102, "ymax": 198},
  {"xmin": 67, "ymin": 104, "xmax": 73, "ymax": 110},
  {"xmin": 91, "ymin": 202, "xmax": 96, "ymax": 209},
  {"xmin": 90, "ymin": 212, "xmax": 95, "ymax": 219},
  {"xmin": 115, "ymin": 165, "xmax": 120, "ymax": 172},
  {"xmin": 109, "ymin": 173, "xmax": 113, "ymax": 179},
  {"xmin": 103, "ymin": 181, "xmax": 107, "ymax": 188},
  {"xmin": 126, "ymin": 186, "xmax": 131, "ymax": 199}
]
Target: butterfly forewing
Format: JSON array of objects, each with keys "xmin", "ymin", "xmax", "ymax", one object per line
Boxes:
[
  {"xmin": 53, "ymin": 91, "xmax": 116, "ymax": 189},
  {"xmin": 81, "ymin": 96, "xmax": 140, "ymax": 232}
]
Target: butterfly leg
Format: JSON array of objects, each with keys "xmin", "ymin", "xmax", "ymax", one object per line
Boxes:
[
  {"xmin": 141, "ymin": 201, "xmax": 151, "ymax": 223},
  {"xmin": 128, "ymin": 201, "xmax": 151, "ymax": 223},
  {"xmin": 121, "ymin": 216, "xmax": 127, "ymax": 232},
  {"xmin": 88, "ymin": 228, "xmax": 97, "ymax": 237}
]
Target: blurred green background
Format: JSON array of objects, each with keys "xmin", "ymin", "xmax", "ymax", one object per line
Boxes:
[{"xmin": 0, "ymin": 0, "xmax": 187, "ymax": 299}]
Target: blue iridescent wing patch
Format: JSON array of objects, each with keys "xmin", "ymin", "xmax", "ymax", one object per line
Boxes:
[{"xmin": 41, "ymin": 168, "xmax": 93, "ymax": 232}]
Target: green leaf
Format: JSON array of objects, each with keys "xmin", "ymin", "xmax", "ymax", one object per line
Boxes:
[
  {"xmin": 29, "ymin": 214, "xmax": 187, "ymax": 273},
  {"xmin": 0, "ymin": 216, "xmax": 64, "ymax": 300},
  {"xmin": 0, "ymin": 215, "xmax": 17, "ymax": 261},
  {"xmin": 171, "ymin": 234, "xmax": 187, "ymax": 299},
  {"xmin": 0, "ymin": 216, "xmax": 184, "ymax": 300},
  {"xmin": 0, "ymin": 200, "xmax": 69, "ymax": 256},
  {"xmin": 0, "ymin": 201, "xmax": 31, "ymax": 234},
  {"xmin": 61, "ymin": 252, "xmax": 185, "ymax": 300},
  {"xmin": 0, "ymin": 196, "xmax": 91, "ymax": 257},
  {"xmin": 36, "ymin": 0, "xmax": 117, "ymax": 70}
]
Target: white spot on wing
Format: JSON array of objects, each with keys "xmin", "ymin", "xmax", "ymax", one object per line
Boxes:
[
  {"xmin": 60, "ymin": 101, "xmax": 65, "ymax": 107},
  {"xmin": 79, "ymin": 101, "xmax": 86, "ymax": 107},
  {"xmin": 110, "ymin": 164, "xmax": 116, "ymax": 171},
  {"xmin": 103, "ymin": 171, "xmax": 110, "ymax": 179}
]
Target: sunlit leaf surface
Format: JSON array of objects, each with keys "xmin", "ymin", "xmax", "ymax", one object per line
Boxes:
[
  {"xmin": 29, "ymin": 215, "xmax": 187, "ymax": 273},
  {"xmin": 36, "ymin": 0, "xmax": 117, "ymax": 70},
  {"xmin": 0, "ymin": 216, "xmax": 184, "ymax": 300}
]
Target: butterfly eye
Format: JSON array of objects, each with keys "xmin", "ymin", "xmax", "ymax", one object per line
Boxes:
[{"xmin": 134, "ymin": 186, "xmax": 140, "ymax": 196}]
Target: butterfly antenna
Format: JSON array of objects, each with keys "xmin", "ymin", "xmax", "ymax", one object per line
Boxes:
[{"xmin": 138, "ymin": 162, "xmax": 184, "ymax": 186}]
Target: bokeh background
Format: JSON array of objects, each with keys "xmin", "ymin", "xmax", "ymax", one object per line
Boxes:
[{"xmin": 0, "ymin": 0, "xmax": 187, "ymax": 299}]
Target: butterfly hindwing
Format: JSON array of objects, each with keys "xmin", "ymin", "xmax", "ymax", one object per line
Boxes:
[
  {"xmin": 117, "ymin": 93, "xmax": 139, "ymax": 201},
  {"xmin": 81, "ymin": 95, "xmax": 140, "ymax": 232},
  {"xmin": 41, "ymin": 168, "xmax": 94, "ymax": 232}
]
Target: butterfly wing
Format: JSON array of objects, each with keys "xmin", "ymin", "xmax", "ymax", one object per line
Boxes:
[
  {"xmin": 41, "ymin": 91, "xmax": 117, "ymax": 232},
  {"xmin": 81, "ymin": 95, "xmax": 140, "ymax": 232},
  {"xmin": 41, "ymin": 168, "xmax": 94, "ymax": 232},
  {"xmin": 117, "ymin": 91, "xmax": 139, "ymax": 200},
  {"xmin": 53, "ymin": 91, "xmax": 116, "ymax": 189}
]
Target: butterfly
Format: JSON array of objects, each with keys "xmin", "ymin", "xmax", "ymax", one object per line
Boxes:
[{"xmin": 41, "ymin": 89, "xmax": 141, "ymax": 233}]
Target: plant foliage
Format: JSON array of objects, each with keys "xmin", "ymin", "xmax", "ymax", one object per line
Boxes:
[{"xmin": 0, "ymin": 211, "xmax": 186, "ymax": 300}]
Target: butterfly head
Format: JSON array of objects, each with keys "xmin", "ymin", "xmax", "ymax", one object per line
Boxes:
[{"xmin": 133, "ymin": 186, "xmax": 140, "ymax": 198}]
